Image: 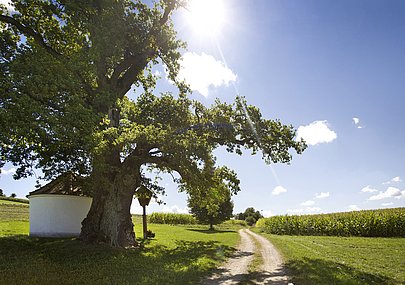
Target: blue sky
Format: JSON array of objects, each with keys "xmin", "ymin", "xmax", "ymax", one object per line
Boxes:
[{"xmin": 1, "ymin": 0, "xmax": 405, "ymax": 216}]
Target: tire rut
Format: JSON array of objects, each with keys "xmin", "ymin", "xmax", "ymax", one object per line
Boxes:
[{"xmin": 201, "ymin": 229, "xmax": 290, "ymax": 285}]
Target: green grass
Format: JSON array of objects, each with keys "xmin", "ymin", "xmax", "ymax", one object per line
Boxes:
[
  {"xmin": 0, "ymin": 199, "xmax": 30, "ymax": 236},
  {"xmin": 0, "ymin": 196, "xmax": 29, "ymax": 204},
  {"xmin": 0, "ymin": 201, "xmax": 29, "ymax": 220},
  {"xmin": 0, "ymin": 203, "xmax": 240, "ymax": 285},
  {"xmin": 257, "ymin": 231, "xmax": 405, "ymax": 285}
]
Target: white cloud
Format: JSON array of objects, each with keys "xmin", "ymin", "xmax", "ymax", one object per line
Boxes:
[
  {"xmin": 306, "ymin": 207, "xmax": 322, "ymax": 213},
  {"xmin": 287, "ymin": 207, "xmax": 321, "ymax": 215},
  {"xmin": 131, "ymin": 204, "xmax": 190, "ymax": 215},
  {"xmin": 287, "ymin": 208, "xmax": 303, "ymax": 214},
  {"xmin": 348, "ymin": 205, "xmax": 361, "ymax": 211},
  {"xmin": 382, "ymin": 202, "xmax": 394, "ymax": 206},
  {"xmin": 315, "ymin": 192, "xmax": 330, "ymax": 199},
  {"xmin": 272, "ymin": 185, "xmax": 287, "ymax": 195},
  {"xmin": 352, "ymin": 117, "xmax": 363, "ymax": 129},
  {"xmin": 296, "ymin": 120, "xmax": 337, "ymax": 146},
  {"xmin": 368, "ymin": 187, "xmax": 405, "ymax": 200},
  {"xmin": 0, "ymin": 168, "xmax": 16, "ymax": 175},
  {"xmin": 383, "ymin": 176, "xmax": 402, "ymax": 185},
  {"xmin": 175, "ymin": 52, "xmax": 237, "ymax": 97},
  {"xmin": 261, "ymin": 210, "xmax": 275, "ymax": 217},
  {"xmin": 361, "ymin": 185, "xmax": 378, "ymax": 193},
  {"xmin": 162, "ymin": 205, "xmax": 190, "ymax": 214},
  {"xmin": 301, "ymin": 200, "xmax": 315, "ymax": 206}
]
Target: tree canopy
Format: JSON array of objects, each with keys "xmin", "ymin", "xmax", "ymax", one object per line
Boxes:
[
  {"xmin": 0, "ymin": 0, "xmax": 306, "ymax": 247},
  {"xmin": 235, "ymin": 207, "xmax": 264, "ymax": 226},
  {"xmin": 187, "ymin": 166, "xmax": 237, "ymax": 230}
]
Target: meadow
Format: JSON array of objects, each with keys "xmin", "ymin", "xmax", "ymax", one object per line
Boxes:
[
  {"xmin": 258, "ymin": 233, "xmax": 405, "ymax": 285},
  {"xmin": 1, "ymin": 199, "xmax": 404, "ymax": 284},
  {"xmin": 0, "ymin": 200, "xmax": 240, "ymax": 285}
]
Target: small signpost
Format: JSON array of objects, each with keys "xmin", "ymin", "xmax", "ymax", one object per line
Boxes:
[{"xmin": 136, "ymin": 185, "xmax": 152, "ymax": 239}]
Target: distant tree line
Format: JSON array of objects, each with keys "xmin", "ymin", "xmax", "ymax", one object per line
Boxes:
[
  {"xmin": 235, "ymin": 207, "xmax": 263, "ymax": 226},
  {"xmin": 0, "ymin": 189, "xmax": 16, "ymax": 198}
]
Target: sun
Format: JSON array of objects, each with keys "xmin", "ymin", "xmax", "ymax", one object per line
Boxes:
[{"xmin": 184, "ymin": 0, "xmax": 227, "ymax": 36}]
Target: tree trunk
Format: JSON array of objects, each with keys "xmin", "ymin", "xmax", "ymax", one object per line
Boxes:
[{"xmin": 80, "ymin": 151, "xmax": 141, "ymax": 247}]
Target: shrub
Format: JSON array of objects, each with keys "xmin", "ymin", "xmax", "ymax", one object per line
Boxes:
[{"xmin": 245, "ymin": 216, "xmax": 256, "ymax": 226}]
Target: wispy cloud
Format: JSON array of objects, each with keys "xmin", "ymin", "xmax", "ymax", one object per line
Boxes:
[
  {"xmin": 315, "ymin": 192, "xmax": 330, "ymax": 199},
  {"xmin": 306, "ymin": 207, "xmax": 322, "ymax": 213},
  {"xmin": 261, "ymin": 210, "xmax": 274, "ymax": 217},
  {"xmin": 368, "ymin": 187, "xmax": 405, "ymax": 200},
  {"xmin": 383, "ymin": 176, "xmax": 402, "ymax": 185},
  {"xmin": 0, "ymin": 168, "xmax": 16, "ymax": 175},
  {"xmin": 382, "ymin": 202, "xmax": 394, "ymax": 206},
  {"xmin": 272, "ymin": 185, "xmax": 287, "ymax": 195},
  {"xmin": 301, "ymin": 200, "xmax": 315, "ymax": 206},
  {"xmin": 287, "ymin": 207, "xmax": 322, "ymax": 214},
  {"xmin": 348, "ymin": 205, "xmax": 361, "ymax": 211},
  {"xmin": 162, "ymin": 205, "xmax": 190, "ymax": 214},
  {"xmin": 154, "ymin": 70, "xmax": 161, "ymax": 77},
  {"xmin": 360, "ymin": 185, "xmax": 378, "ymax": 193},
  {"xmin": 175, "ymin": 52, "xmax": 237, "ymax": 97},
  {"xmin": 296, "ymin": 120, "xmax": 337, "ymax": 146},
  {"xmin": 352, "ymin": 117, "xmax": 363, "ymax": 129}
]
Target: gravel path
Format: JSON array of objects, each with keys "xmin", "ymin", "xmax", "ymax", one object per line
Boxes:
[{"xmin": 201, "ymin": 229, "xmax": 290, "ymax": 285}]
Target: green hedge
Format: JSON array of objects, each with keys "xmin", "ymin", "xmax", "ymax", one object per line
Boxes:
[
  {"xmin": 148, "ymin": 212, "xmax": 197, "ymax": 225},
  {"xmin": 0, "ymin": 197, "xmax": 29, "ymax": 204},
  {"xmin": 256, "ymin": 208, "xmax": 405, "ymax": 237}
]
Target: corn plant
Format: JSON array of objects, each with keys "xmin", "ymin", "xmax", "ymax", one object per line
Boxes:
[
  {"xmin": 148, "ymin": 212, "xmax": 198, "ymax": 225},
  {"xmin": 256, "ymin": 208, "xmax": 405, "ymax": 237}
]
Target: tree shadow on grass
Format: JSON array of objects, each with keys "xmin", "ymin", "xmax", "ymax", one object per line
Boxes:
[
  {"xmin": 0, "ymin": 235, "xmax": 235, "ymax": 285},
  {"xmin": 186, "ymin": 228, "xmax": 237, "ymax": 234},
  {"xmin": 286, "ymin": 257, "xmax": 395, "ymax": 285}
]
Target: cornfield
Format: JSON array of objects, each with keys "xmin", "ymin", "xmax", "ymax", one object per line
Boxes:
[
  {"xmin": 256, "ymin": 207, "xmax": 405, "ymax": 237},
  {"xmin": 148, "ymin": 212, "xmax": 197, "ymax": 225}
]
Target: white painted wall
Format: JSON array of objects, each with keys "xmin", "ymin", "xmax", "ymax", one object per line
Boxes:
[{"xmin": 29, "ymin": 194, "xmax": 92, "ymax": 237}]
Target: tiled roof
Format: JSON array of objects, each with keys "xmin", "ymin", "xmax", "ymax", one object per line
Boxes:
[{"xmin": 29, "ymin": 172, "xmax": 89, "ymax": 197}]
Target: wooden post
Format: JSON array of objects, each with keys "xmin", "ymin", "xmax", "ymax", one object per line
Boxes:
[
  {"xmin": 136, "ymin": 185, "xmax": 152, "ymax": 240},
  {"xmin": 142, "ymin": 205, "xmax": 147, "ymax": 239}
]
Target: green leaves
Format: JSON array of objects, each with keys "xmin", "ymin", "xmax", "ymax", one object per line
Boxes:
[{"xmin": 1, "ymin": 1, "xmax": 305, "ymax": 202}]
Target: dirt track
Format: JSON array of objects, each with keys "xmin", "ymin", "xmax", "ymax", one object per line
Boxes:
[{"xmin": 201, "ymin": 229, "xmax": 290, "ymax": 285}]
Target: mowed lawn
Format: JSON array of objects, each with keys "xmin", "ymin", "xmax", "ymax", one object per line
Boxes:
[
  {"xmin": 0, "ymin": 199, "xmax": 30, "ymax": 235},
  {"xmin": 0, "ymin": 201, "xmax": 240, "ymax": 285},
  {"xmin": 259, "ymin": 232, "xmax": 405, "ymax": 285}
]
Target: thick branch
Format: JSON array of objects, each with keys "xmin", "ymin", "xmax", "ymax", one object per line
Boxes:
[
  {"xmin": 115, "ymin": 49, "xmax": 155, "ymax": 97},
  {"xmin": 0, "ymin": 14, "xmax": 61, "ymax": 58},
  {"xmin": 160, "ymin": 0, "xmax": 176, "ymax": 26},
  {"xmin": 112, "ymin": 2, "xmax": 177, "ymax": 97}
]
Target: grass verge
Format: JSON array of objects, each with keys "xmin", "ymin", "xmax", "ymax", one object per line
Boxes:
[
  {"xmin": 256, "ymin": 231, "xmax": 405, "ymax": 285},
  {"xmin": 0, "ymin": 210, "xmax": 240, "ymax": 284}
]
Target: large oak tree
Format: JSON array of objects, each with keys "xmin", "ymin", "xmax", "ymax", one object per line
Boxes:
[{"xmin": 0, "ymin": 0, "xmax": 306, "ymax": 247}]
